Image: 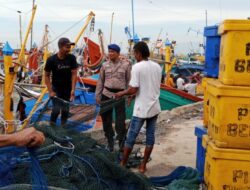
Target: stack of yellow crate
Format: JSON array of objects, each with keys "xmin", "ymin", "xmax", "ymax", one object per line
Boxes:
[
  {"xmin": 202, "ymin": 77, "xmax": 215, "ymax": 128},
  {"xmin": 203, "ymin": 20, "xmax": 250, "ymax": 189}
]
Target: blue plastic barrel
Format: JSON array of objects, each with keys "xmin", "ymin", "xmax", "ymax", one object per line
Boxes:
[
  {"xmin": 204, "ymin": 25, "xmax": 221, "ymax": 78},
  {"xmin": 194, "ymin": 125, "xmax": 207, "ymax": 181}
]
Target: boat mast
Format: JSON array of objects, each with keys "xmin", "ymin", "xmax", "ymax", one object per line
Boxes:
[
  {"xmin": 41, "ymin": 24, "xmax": 49, "ymax": 85},
  {"xmin": 109, "ymin": 12, "xmax": 114, "ymax": 44},
  {"xmin": 17, "ymin": 10, "xmax": 22, "ymax": 49},
  {"xmin": 71, "ymin": 11, "xmax": 95, "ymax": 50},
  {"xmin": 205, "ymin": 10, "xmax": 208, "ymax": 27},
  {"xmin": 203, "ymin": 10, "xmax": 208, "ymax": 55},
  {"xmin": 98, "ymin": 29, "xmax": 105, "ymax": 55},
  {"xmin": 3, "ymin": 42, "xmax": 14, "ymax": 133},
  {"xmin": 6, "ymin": 4, "xmax": 37, "ymax": 119},
  {"xmin": 30, "ymin": 0, "xmax": 35, "ymax": 49},
  {"xmin": 131, "ymin": 0, "xmax": 135, "ymax": 43},
  {"xmin": 151, "ymin": 28, "xmax": 163, "ymax": 55}
]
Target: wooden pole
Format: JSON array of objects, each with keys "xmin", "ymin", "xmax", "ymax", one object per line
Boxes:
[
  {"xmin": 71, "ymin": 11, "xmax": 95, "ymax": 50},
  {"xmin": 3, "ymin": 42, "xmax": 15, "ymax": 133},
  {"xmin": 9, "ymin": 5, "xmax": 37, "ymax": 96},
  {"xmin": 21, "ymin": 87, "xmax": 47, "ymax": 130}
]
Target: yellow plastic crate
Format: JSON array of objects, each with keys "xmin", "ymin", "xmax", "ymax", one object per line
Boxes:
[
  {"xmin": 203, "ymin": 135, "xmax": 250, "ymax": 190},
  {"xmin": 207, "ymin": 79, "xmax": 250, "ymax": 149},
  {"xmin": 202, "ymin": 78, "xmax": 216, "ymax": 128},
  {"xmin": 218, "ymin": 19, "xmax": 250, "ymax": 86}
]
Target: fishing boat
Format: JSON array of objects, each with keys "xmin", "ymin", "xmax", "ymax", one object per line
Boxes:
[
  {"xmin": 0, "ymin": 8, "xmax": 100, "ymax": 134},
  {"xmin": 83, "ymin": 37, "xmax": 104, "ymax": 71},
  {"xmin": 81, "ymin": 74, "xmax": 202, "ymax": 119},
  {"xmin": 23, "ymin": 85, "xmax": 98, "ymax": 131},
  {"xmin": 171, "ymin": 63, "xmax": 204, "ymax": 78},
  {"xmin": 21, "ymin": 11, "xmax": 99, "ymax": 131}
]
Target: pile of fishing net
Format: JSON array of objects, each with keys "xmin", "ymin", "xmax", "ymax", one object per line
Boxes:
[
  {"xmin": 0, "ymin": 124, "xmax": 152, "ymax": 190},
  {"xmin": 0, "ymin": 95, "xmax": 202, "ymax": 190},
  {"xmin": 150, "ymin": 166, "xmax": 201, "ymax": 190}
]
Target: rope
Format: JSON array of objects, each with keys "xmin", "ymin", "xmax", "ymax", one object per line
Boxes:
[
  {"xmin": 0, "ymin": 117, "xmax": 7, "ymax": 125},
  {"xmin": 0, "ymin": 125, "xmax": 152, "ymax": 189},
  {"xmin": 16, "ymin": 142, "xmax": 111, "ymax": 189},
  {"xmin": 33, "ymin": 96, "xmax": 100, "ymax": 130},
  {"xmin": 28, "ymin": 148, "xmax": 48, "ymax": 190},
  {"xmin": 0, "ymin": 4, "xmax": 20, "ymax": 12},
  {"xmin": 36, "ymin": 1, "xmax": 68, "ymax": 20},
  {"xmin": 99, "ymin": 97, "xmax": 127, "ymax": 115},
  {"xmin": 32, "ymin": 97, "xmax": 51, "ymax": 124},
  {"xmin": 22, "ymin": 64, "xmax": 44, "ymax": 83},
  {"xmin": 44, "ymin": 14, "xmax": 89, "ymax": 48}
]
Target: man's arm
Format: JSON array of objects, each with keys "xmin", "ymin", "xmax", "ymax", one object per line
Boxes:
[
  {"xmin": 116, "ymin": 64, "xmax": 139, "ymax": 99},
  {"xmin": 125, "ymin": 62, "xmax": 132, "ymax": 88},
  {"xmin": 127, "ymin": 94, "xmax": 136, "ymax": 106},
  {"xmin": 70, "ymin": 69, "xmax": 77, "ymax": 101},
  {"xmin": 44, "ymin": 71, "xmax": 56, "ymax": 97},
  {"xmin": 95, "ymin": 66, "xmax": 105, "ymax": 104},
  {"xmin": 0, "ymin": 127, "xmax": 45, "ymax": 147},
  {"xmin": 70, "ymin": 55, "xmax": 78, "ymax": 101},
  {"xmin": 0, "ymin": 134, "xmax": 16, "ymax": 147},
  {"xmin": 44, "ymin": 58, "xmax": 56, "ymax": 97},
  {"xmin": 115, "ymin": 86, "xmax": 138, "ymax": 99}
]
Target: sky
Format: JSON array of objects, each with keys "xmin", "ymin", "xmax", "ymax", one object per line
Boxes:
[{"xmin": 0, "ymin": 0, "xmax": 249, "ymax": 54}]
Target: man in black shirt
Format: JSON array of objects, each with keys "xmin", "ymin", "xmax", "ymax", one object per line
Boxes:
[{"xmin": 44, "ymin": 37, "xmax": 78, "ymax": 125}]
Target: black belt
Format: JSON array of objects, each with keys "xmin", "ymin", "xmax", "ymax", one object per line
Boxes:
[{"xmin": 104, "ymin": 87, "xmax": 124, "ymax": 93}]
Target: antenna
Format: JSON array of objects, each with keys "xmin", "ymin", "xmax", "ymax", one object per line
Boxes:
[{"xmin": 205, "ymin": 10, "xmax": 208, "ymax": 27}]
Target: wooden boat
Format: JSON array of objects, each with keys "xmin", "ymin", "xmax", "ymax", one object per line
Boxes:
[
  {"xmin": 80, "ymin": 74, "xmax": 203, "ymax": 119},
  {"xmin": 24, "ymin": 86, "xmax": 98, "ymax": 132},
  {"xmin": 83, "ymin": 37, "xmax": 104, "ymax": 70}
]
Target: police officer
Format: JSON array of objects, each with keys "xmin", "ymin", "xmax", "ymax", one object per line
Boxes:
[{"xmin": 95, "ymin": 44, "xmax": 131, "ymax": 151}]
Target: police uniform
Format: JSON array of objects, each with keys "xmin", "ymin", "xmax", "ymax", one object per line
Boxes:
[{"xmin": 96, "ymin": 58, "xmax": 131, "ymax": 150}]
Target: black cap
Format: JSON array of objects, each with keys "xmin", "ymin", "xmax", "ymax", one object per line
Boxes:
[{"xmin": 58, "ymin": 37, "xmax": 75, "ymax": 48}]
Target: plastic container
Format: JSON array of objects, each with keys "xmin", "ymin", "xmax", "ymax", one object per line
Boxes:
[
  {"xmin": 204, "ymin": 25, "xmax": 221, "ymax": 78},
  {"xmin": 83, "ymin": 92, "xmax": 96, "ymax": 104},
  {"xmin": 74, "ymin": 90, "xmax": 96, "ymax": 104},
  {"xmin": 194, "ymin": 125, "xmax": 207, "ymax": 180},
  {"xmin": 202, "ymin": 78, "xmax": 216, "ymax": 127},
  {"xmin": 207, "ymin": 79, "xmax": 250, "ymax": 149},
  {"xmin": 218, "ymin": 19, "xmax": 250, "ymax": 85},
  {"xmin": 203, "ymin": 135, "xmax": 250, "ymax": 190}
]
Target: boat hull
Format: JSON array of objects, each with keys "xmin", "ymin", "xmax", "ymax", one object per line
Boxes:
[{"xmin": 80, "ymin": 74, "xmax": 202, "ymax": 119}]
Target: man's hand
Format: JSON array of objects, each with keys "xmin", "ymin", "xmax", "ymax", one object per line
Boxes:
[
  {"xmin": 96, "ymin": 97, "xmax": 101, "ymax": 105},
  {"xmin": 70, "ymin": 90, "xmax": 75, "ymax": 102},
  {"xmin": 114, "ymin": 91, "xmax": 124, "ymax": 99},
  {"xmin": 12, "ymin": 127, "xmax": 45, "ymax": 147},
  {"xmin": 49, "ymin": 90, "xmax": 56, "ymax": 98},
  {"xmin": 127, "ymin": 95, "xmax": 135, "ymax": 106}
]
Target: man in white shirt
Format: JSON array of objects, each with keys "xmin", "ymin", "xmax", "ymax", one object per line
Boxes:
[
  {"xmin": 184, "ymin": 79, "xmax": 197, "ymax": 96},
  {"xmin": 176, "ymin": 74, "xmax": 185, "ymax": 91},
  {"xmin": 115, "ymin": 41, "xmax": 162, "ymax": 173}
]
